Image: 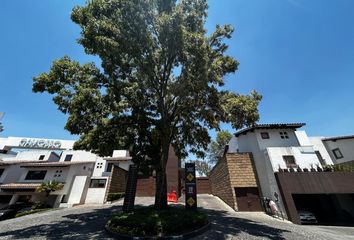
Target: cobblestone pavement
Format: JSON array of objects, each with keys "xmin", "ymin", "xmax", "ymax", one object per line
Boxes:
[
  {"xmin": 0, "ymin": 195, "xmax": 353, "ymax": 239},
  {"xmin": 194, "ymin": 194, "xmax": 354, "ymax": 240}
]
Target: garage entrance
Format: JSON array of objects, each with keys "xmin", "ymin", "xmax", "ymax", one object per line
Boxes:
[
  {"xmin": 235, "ymin": 187, "xmax": 262, "ymax": 211},
  {"xmin": 293, "ymin": 194, "xmax": 354, "ymax": 225}
]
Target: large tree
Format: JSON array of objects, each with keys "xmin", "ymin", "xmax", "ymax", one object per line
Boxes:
[{"xmin": 33, "ymin": 0, "xmax": 261, "ymax": 209}]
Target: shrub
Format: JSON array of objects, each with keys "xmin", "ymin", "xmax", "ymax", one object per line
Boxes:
[
  {"xmin": 107, "ymin": 192, "xmax": 125, "ymax": 202},
  {"xmin": 108, "ymin": 207, "xmax": 208, "ymax": 237}
]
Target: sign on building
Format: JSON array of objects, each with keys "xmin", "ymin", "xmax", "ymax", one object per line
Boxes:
[
  {"xmin": 19, "ymin": 138, "xmax": 62, "ymax": 149},
  {"xmin": 185, "ymin": 162, "xmax": 197, "ymax": 210}
]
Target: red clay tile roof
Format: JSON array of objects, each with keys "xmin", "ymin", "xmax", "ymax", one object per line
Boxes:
[
  {"xmin": 323, "ymin": 135, "xmax": 354, "ymax": 141},
  {"xmin": 0, "ymin": 160, "xmax": 95, "ymax": 167},
  {"xmin": 0, "ymin": 160, "xmax": 41, "ymax": 166},
  {"xmin": 235, "ymin": 123, "xmax": 306, "ymax": 137},
  {"xmin": 0, "ymin": 183, "xmax": 41, "ymax": 189},
  {"xmin": 20, "ymin": 161, "xmax": 95, "ymax": 168}
]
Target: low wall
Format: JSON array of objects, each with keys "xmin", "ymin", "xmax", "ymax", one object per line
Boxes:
[
  {"xmin": 275, "ymin": 171, "xmax": 354, "ymax": 224},
  {"xmin": 196, "ymin": 177, "xmax": 211, "ymax": 194},
  {"xmin": 136, "ymin": 177, "xmax": 156, "ymax": 196},
  {"xmin": 209, "ymin": 153, "xmax": 259, "ymax": 210}
]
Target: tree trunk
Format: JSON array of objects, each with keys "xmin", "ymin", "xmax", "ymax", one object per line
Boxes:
[
  {"xmin": 154, "ymin": 142, "xmax": 169, "ymax": 210},
  {"xmin": 154, "ymin": 169, "xmax": 168, "ymax": 209}
]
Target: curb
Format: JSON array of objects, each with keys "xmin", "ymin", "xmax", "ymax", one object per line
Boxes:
[{"xmin": 105, "ymin": 221, "xmax": 211, "ymax": 240}]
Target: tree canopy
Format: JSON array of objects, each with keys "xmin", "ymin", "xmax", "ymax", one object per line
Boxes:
[
  {"xmin": 195, "ymin": 160, "xmax": 212, "ymax": 176},
  {"xmin": 32, "ymin": 0, "xmax": 261, "ymax": 208},
  {"xmin": 207, "ymin": 130, "xmax": 233, "ymax": 164}
]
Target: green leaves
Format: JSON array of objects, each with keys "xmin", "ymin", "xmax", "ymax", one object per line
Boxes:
[
  {"xmin": 32, "ymin": 0, "xmax": 261, "ymax": 166},
  {"xmin": 36, "ymin": 180, "xmax": 64, "ymax": 195},
  {"xmin": 208, "ymin": 130, "xmax": 233, "ymax": 164}
]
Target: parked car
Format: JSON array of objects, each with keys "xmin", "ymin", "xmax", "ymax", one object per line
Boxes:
[
  {"xmin": 0, "ymin": 203, "xmax": 31, "ymax": 221},
  {"xmin": 298, "ymin": 210, "xmax": 318, "ymax": 224}
]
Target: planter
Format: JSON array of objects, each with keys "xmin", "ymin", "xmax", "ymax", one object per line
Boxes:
[
  {"xmin": 303, "ymin": 168, "xmax": 309, "ymax": 172},
  {"xmin": 105, "ymin": 221, "xmax": 211, "ymax": 240}
]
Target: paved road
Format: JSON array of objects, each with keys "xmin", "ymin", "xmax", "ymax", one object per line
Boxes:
[
  {"xmin": 0, "ymin": 195, "xmax": 353, "ymax": 239},
  {"xmin": 195, "ymin": 195, "xmax": 354, "ymax": 240}
]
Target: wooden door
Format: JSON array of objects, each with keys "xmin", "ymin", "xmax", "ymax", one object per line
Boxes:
[{"xmin": 235, "ymin": 187, "xmax": 263, "ymax": 211}]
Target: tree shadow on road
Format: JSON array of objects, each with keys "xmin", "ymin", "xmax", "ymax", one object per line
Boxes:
[
  {"xmin": 194, "ymin": 208, "xmax": 291, "ymax": 240},
  {"xmin": 0, "ymin": 204, "xmax": 125, "ymax": 239},
  {"xmin": 0, "ymin": 204, "xmax": 291, "ymax": 240}
]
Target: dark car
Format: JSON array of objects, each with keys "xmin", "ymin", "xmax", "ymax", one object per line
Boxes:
[
  {"xmin": 0, "ymin": 203, "xmax": 31, "ymax": 221},
  {"xmin": 298, "ymin": 210, "xmax": 318, "ymax": 224}
]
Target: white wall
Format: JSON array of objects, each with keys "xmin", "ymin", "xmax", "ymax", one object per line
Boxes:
[
  {"xmin": 267, "ymin": 146, "xmax": 321, "ymax": 171},
  {"xmin": 85, "ymin": 177, "xmax": 109, "ymax": 204},
  {"xmin": 112, "ymin": 150, "xmax": 130, "ymax": 157},
  {"xmin": 67, "ymin": 176, "xmax": 89, "ymax": 205},
  {"xmin": 322, "ymin": 138, "xmax": 354, "ymax": 164},
  {"xmin": 295, "ymin": 131, "xmax": 312, "ymax": 146},
  {"xmin": 254, "ymin": 129, "xmax": 300, "ymax": 150},
  {"xmin": 228, "ymin": 136, "xmax": 238, "ymax": 153},
  {"xmin": 92, "ymin": 158, "xmax": 107, "ymax": 177},
  {"xmin": 85, "ymin": 188, "xmax": 107, "ymax": 204},
  {"xmin": 6, "ymin": 150, "xmax": 59, "ymax": 161},
  {"xmin": 309, "ymin": 137, "xmax": 334, "ymax": 165},
  {"xmin": 59, "ymin": 150, "xmax": 97, "ymax": 162},
  {"xmin": 0, "ymin": 165, "xmax": 23, "ymax": 183}
]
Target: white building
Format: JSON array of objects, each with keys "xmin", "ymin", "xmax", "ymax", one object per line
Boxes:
[
  {"xmin": 320, "ymin": 135, "xmax": 354, "ymax": 165},
  {"xmin": 0, "ymin": 137, "xmax": 132, "ymax": 208},
  {"xmin": 227, "ymin": 123, "xmax": 336, "ymax": 215}
]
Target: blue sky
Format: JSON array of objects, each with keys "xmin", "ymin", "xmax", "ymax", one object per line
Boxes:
[{"xmin": 0, "ymin": 0, "xmax": 354, "ymax": 144}]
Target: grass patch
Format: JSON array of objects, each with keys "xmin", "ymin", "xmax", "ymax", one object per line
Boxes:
[
  {"xmin": 107, "ymin": 192, "xmax": 125, "ymax": 202},
  {"xmin": 15, "ymin": 208, "xmax": 51, "ymax": 218},
  {"xmin": 107, "ymin": 207, "xmax": 208, "ymax": 237}
]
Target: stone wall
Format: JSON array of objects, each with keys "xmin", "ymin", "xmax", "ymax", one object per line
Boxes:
[
  {"xmin": 209, "ymin": 153, "xmax": 259, "ymax": 210},
  {"xmin": 136, "ymin": 177, "xmax": 156, "ymax": 196},
  {"xmin": 209, "ymin": 155, "xmax": 236, "ymax": 208},
  {"xmin": 108, "ymin": 166, "xmax": 127, "ymax": 193}
]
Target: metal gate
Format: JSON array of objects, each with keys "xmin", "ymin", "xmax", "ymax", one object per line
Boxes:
[{"xmin": 235, "ymin": 187, "xmax": 263, "ymax": 211}]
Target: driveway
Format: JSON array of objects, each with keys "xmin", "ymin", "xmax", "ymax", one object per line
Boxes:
[
  {"xmin": 195, "ymin": 194, "xmax": 354, "ymax": 240},
  {"xmin": 0, "ymin": 195, "xmax": 353, "ymax": 239}
]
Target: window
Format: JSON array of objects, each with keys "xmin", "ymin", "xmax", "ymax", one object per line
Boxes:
[
  {"xmin": 89, "ymin": 179, "xmax": 107, "ymax": 188},
  {"xmin": 315, "ymin": 151, "xmax": 326, "ymax": 166},
  {"xmin": 96, "ymin": 162, "xmax": 103, "ymax": 168},
  {"xmin": 25, "ymin": 170, "xmax": 47, "ymax": 180},
  {"xmin": 332, "ymin": 148, "xmax": 343, "ymax": 159},
  {"xmin": 261, "ymin": 132, "xmax": 270, "ymax": 139},
  {"xmin": 282, "ymin": 155, "xmax": 296, "ymax": 168},
  {"xmin": 106, "ymin": 163, "xmax": 114, "ymax": 172},
  {"xmin": 280, "ymin": 132, "xmax": 289, "ymax": 139},
  {"xmin": 0, "ymin": 169, "xmax": 4, "ymax": 178},
  {"xmin": 54, "ymin": 170, "xmax": 62, "ymax": 178},
  {"xmin": 38, "ymin": 155, "xmax": 45, "ymax": 160},
  {"xmin": 64, "ymin": 154, "xmax": 73, "ymax": 162}
]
